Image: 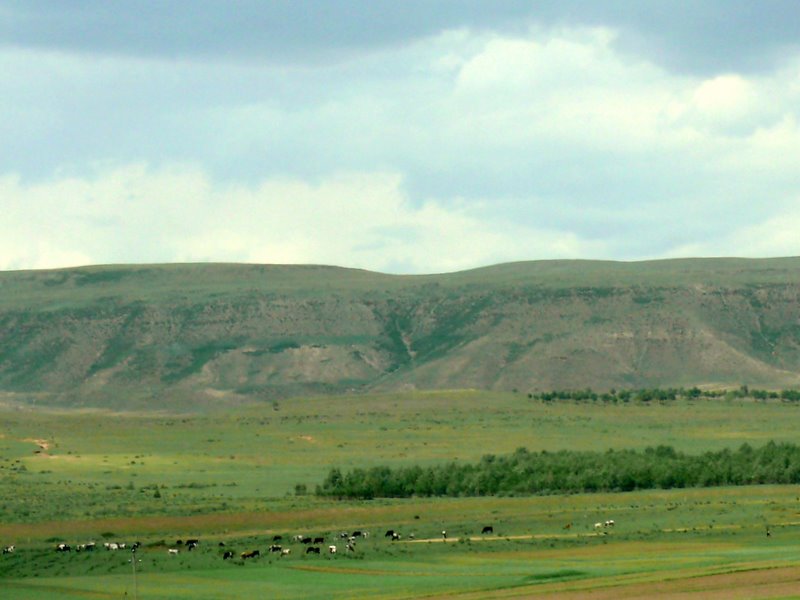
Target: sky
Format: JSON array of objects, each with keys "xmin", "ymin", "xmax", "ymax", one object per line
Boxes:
[{"xmin": 2, "ymin": 1, "xmax": 800, "ymax": 274}]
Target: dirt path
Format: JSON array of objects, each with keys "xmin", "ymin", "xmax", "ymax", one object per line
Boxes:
[{"xmin": 406, "ymin": 532, "xmax": 611, "ymax": 544}]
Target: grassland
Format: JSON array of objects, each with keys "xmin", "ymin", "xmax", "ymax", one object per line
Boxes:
[{"xmin": 3, "ymin": 391, "xmax": 800, "ymax": 598}]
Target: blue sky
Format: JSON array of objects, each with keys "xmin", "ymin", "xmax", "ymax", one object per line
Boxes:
[{"xmin": 2, "ymin": 1, "xmax": 800, "ymax": 273}]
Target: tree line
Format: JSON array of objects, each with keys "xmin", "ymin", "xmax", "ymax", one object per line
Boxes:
[
  {"xmin": 315, "ymin": 441, "xmax": 800, "ymax": 499},
  {"xmin": 528, "ymin": 385, "xmax": 800, "ymax": 403}
]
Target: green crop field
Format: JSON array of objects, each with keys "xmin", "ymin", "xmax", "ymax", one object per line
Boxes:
[{"xmin": 3, "ymin": 391, "xmax": 800, "ymax": 598}]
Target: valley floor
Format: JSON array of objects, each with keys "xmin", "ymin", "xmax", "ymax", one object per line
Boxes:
[{"xmin": 3, "ymin": 392, "xmax": 800, "ymax": 598}]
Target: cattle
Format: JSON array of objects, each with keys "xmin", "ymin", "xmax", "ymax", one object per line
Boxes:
[
  {"xmin": 442, "ymin": 530, "xmax": 447, "ymax": 540},
  {"xmin": 605, "ymin": 520, "xmax": 615, "ymax": 528},
  {"xmin": 56, "ymin": 543, "xmax": 71, "ymax": 552},
  {"xmin": 280, "ymin": 548, "xmax": 291, "ymax": 556},
  {"xmin": 168, "ymin": 548, "xmax": 180, "ymax": 555},
  {"xmin": 339, "ymin": 532, "xmax": 349, "ymax": 539},
  {"xmin": 241, "ymin": 550, "xmax": 260, "ymax": 559},
  {"xmin": 300, "ymin": 537, "xmax": 312, "ymax": 544},
  {"xmin": 187, "ymin": 541, "xmax": 198, "ymax": 551},
  {"xmin": 481, "ymin": 526, "xmax": 493, "ymax": 534},
  {"xmin": 222, "ymin": 551, "xmax": 234, "ymax": 560},
  {"xmin": 384, "ymin": 529, "xmax": 395, "ymax": 538},
  {"xmin": 104, "ymin": 542, "xmax": 119, "ymax": 551},
  {"xmin": 77, "ymin": 542, "xmax": 96, "ymax": 552},
  {"xmin": 185, "ymin": 538, "xmax": 199, "ymax": 547},
  {"xmin": 346, "ymin": 543, "xmax": 355, "ymax": 552},
  {"xmin": 594, "ymin": 522, "xmax": 603, "ymax": 530},
  {"xmin": 176, "ymin": 539, "xmax": 183, "ymax": 546},
  {"xmin": 218, "ymin": 541, "xmax": 226, "ymax": 547},
  {"xmin": 269, "ymin": 545, "xmax": 282, "ymax": 553},
  {"xmin": 272, "ymin": 535, "xmax": 283, "ymax": 542},
  {"xmin": 131, "ymin": 541, "xmax": 140, "ymax": 550},
  {"xmin": 306, "ymin": 546, "xmax": 320, "ymax": 554},
  {"xmin": 328, "ymin": 545, "xmax": 337, "ymax": 554},
  {"xmin": 391, "ymin": 532, "xmax": 401, "ymax": 541},
  {"xmin": 352, "ymin": 530, "xmax": 363, "ymax": 538},
  {"xmin": 313, "ymin": 536, "xmax": 324, "ymax": 544},
  {"xmin": 2, "ymin": 545, "xmax": 14, "ymax": 554}
]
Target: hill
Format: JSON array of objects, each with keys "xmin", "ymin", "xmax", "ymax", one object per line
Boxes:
[{"xmin": 2, "ymin": 258, "xmax": 800, "ymax": 409}]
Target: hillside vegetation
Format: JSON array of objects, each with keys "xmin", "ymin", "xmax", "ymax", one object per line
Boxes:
[{"xmin": 2, "ymin": 258, "xmax": 800, "ymax": 409}]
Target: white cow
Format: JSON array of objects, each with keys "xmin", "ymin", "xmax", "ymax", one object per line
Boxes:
[{"xmin": 328, "ymin": 545, "xmax": 337, "ymax": 554}]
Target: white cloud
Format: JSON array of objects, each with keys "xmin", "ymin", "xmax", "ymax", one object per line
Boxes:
[
  {"xmin": 2, "ymin": 24, "xmax": 800, "ymax": 271},
  {"xmin": 668, "ymin": 198, "xmax": 800, "ymax": 259},
  {"xmin": 0, "ymin": 166, "xmax": 602, "ymax": 273},
  {"xmin": 692, "ymin": 74, "xmax": 754, "ymax": 114}
]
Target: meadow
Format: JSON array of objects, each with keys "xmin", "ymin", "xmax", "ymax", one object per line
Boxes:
[{"xmin": 3, "ymin": 391, "xmax": 800, "ymax": 598}]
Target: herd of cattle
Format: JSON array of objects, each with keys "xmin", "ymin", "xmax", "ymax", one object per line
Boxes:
[{"xmin": 2, "ymin": 521, "xmax": 617, "ymax": 562}]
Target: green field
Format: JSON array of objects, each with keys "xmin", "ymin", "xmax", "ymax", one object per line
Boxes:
[{"xmin": 3, "ymin": 391, "xmax": 800, "ymax": 598}]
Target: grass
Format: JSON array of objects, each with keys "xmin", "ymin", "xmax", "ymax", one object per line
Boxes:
[
  {"xmin": 4, "ymin": 391, "xmax": 800, "ymax": 597},
  {"xmin": 5, "ymin": 257, "xmax": 800, "ymax": 310},
  {"xmin": 3, "ymin": 392, "xmax": 800, "ymax": 523}
]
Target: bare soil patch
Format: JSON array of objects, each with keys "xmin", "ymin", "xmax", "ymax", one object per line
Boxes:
[{"xmin": 22, "ymin": 438, "xmax": 51, "ymax": 452}]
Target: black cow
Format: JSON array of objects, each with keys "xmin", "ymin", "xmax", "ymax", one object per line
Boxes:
[
  {"xmin": 56, "ymin": 543, "xmax": 71, "ymax": 552},
  {"xmin": 313, "ymin": 536, "xmax": 324, "ymax": 544},
  {"xmin": 185, "ymin": 538, "xmax": 199, "ymax": 546},
  {"xmin": 352, "ymin": 530, "xmax": 362, "ymax": 538},
  {"xmin": 481, "ymin": 526, "xmax": 493, "ymax": 534},
  {"xmin": 269, "ymin": 545, "xmax": 282, "ymax": 553},
  {"xmin": 301, "ymin": 537, "xmax": 312, "ymax": 544},
  {"xmin": 272, "ymin": 535, "xmax": 282, "ymax": 542},
  {"xmin": 241, "ymin": 550, "xmax": 260, "ymax": 559},
  {"xmin": 223, "ymin": 550, "xmax": 234, "ymax": 560},
  {"xmin": 384, "ymin": 529, "xmax": 395, "ymax": 538},
  {"xmin": 306, "ymin": 546, "xmax": 320, "ymax": 554}
]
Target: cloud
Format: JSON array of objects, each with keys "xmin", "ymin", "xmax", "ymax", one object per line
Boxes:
[
  {"xmin": 2, "ymin": 21, "xmax": 800, "ymax": 272},
  {"xmin": 0, "ymin": 165, "xmax": 604, "ymax": 273},
  {"xmin": 668, "ymin": 195, "xmax": 800, "ymax": 259},
  {"xmin": 3, "ymin": 1, "xmax": 799, "ymax": 74}
]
